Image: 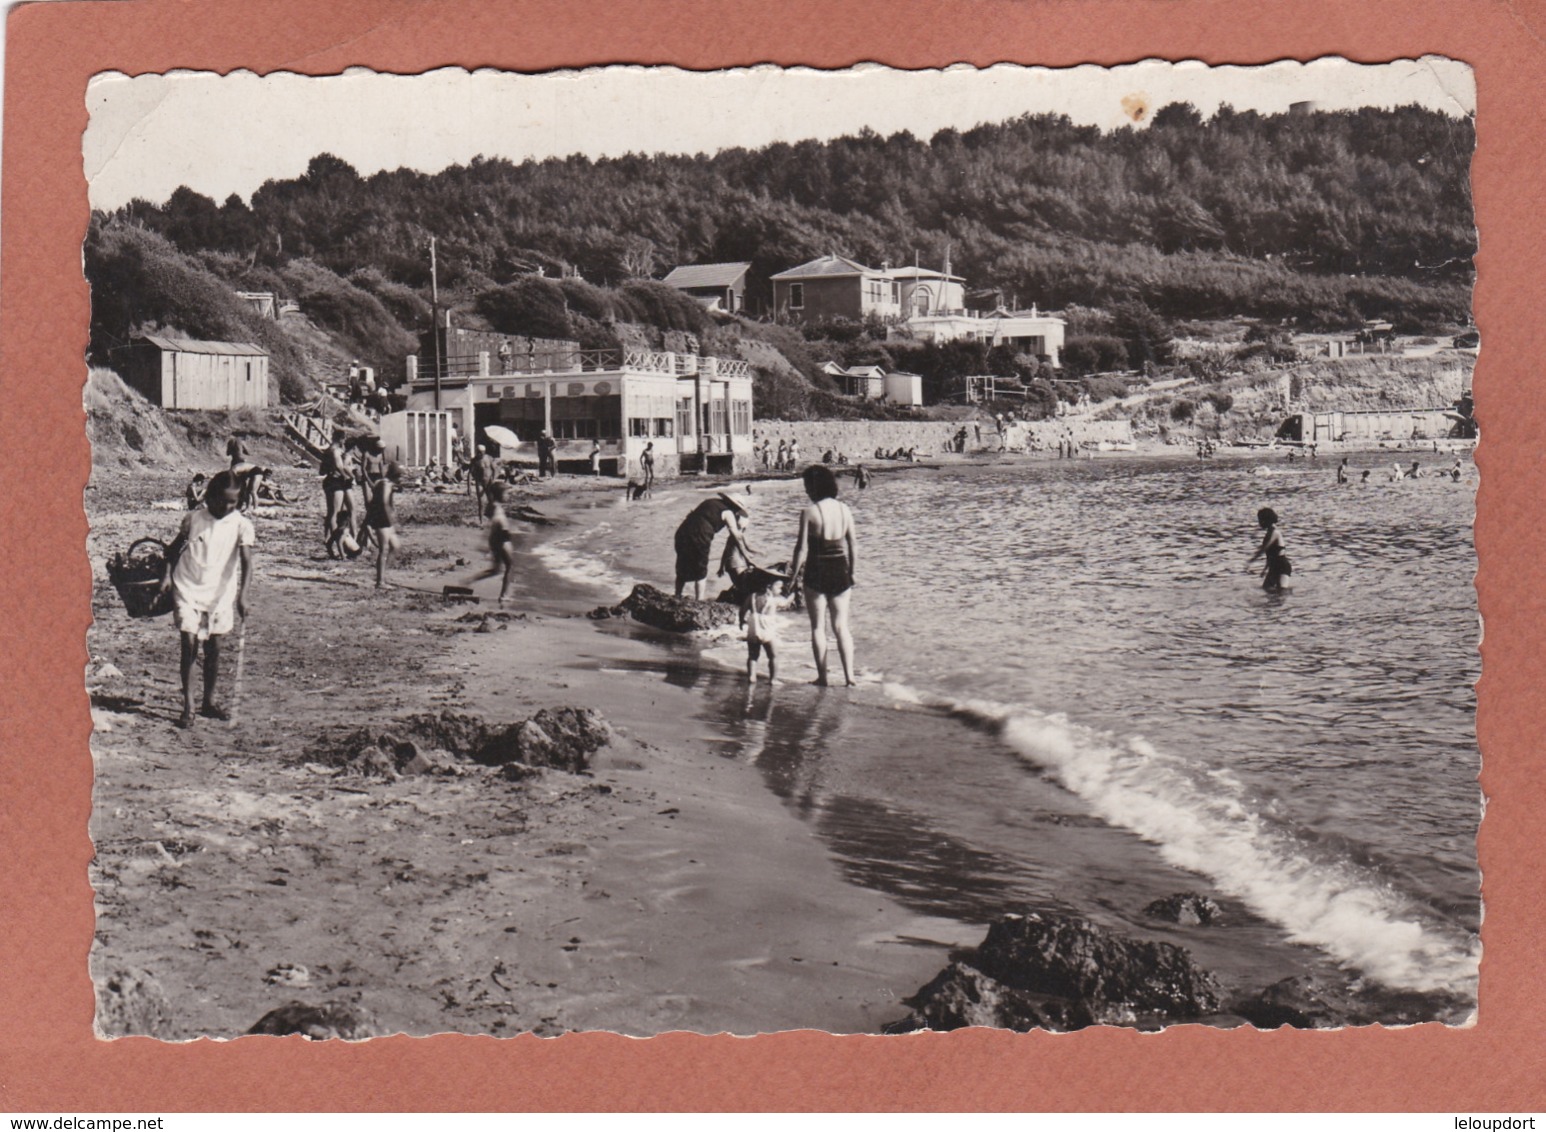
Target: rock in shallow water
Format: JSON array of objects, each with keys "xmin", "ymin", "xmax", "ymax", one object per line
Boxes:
[
  {"xmin": 1144, "ymin": 892, "xmax": 1223, "ymax": 927},
  {"xmin": 589, "ymin": 584, "xmax": 737, "ymax": 633},
  {"xmin": 891, "ymin": 912, "xmax": 1224, "ymax": 1032}
]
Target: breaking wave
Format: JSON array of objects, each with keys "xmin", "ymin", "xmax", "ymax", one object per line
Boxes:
[{"xmin": 888, "ymin": 685, "xmax": 1480, "ymax": 995}]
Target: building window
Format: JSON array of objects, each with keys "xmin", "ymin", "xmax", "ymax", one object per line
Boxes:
[
  {"xmin": 655, "ymin": 417, "xmax": 675, "ymax": 438},
  {"xmin": 677, "ymin": 398, "xmax": 694, "ymax": 437},
  {"xmin": 789, "ymin": 283, "xmax": 804, "ymax": 310},
  {"xmin": 629, "ymin": 418, "xmax": 651, "ymax": 438},
  {"xmin": 730, "ymin": 400, "xmax": 752, "ymax": 435},
  {"xmin": 553, "ymin": 417, "xmax": 622, "ymax": 440}
]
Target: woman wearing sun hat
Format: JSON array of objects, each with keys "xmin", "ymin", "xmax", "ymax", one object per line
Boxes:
[{"xmin": 674, "ymin": 489, "xmax": 752, "ymax": 601}]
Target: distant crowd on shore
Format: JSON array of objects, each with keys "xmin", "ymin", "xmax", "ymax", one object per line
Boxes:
[{"xmin": 152, "ymin": 413, "xmax": 1475, "ymax": 730}]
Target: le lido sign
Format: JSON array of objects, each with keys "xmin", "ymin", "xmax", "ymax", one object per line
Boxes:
[{"xmin": 492, "ymin": 380, "xmax": 615, "ymax": 399}]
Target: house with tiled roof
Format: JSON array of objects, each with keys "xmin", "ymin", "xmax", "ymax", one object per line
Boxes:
[
  {"xmin": 661, "ymin": 262, "xmax": 752, "ymax": 314},
  {"xmin": 770, "ymin": 254, "xmax": 904, "ymax": 323}
]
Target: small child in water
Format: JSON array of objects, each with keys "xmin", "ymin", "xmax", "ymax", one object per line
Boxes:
[
  {"xmin": 1247, "ymin": 507, "xmax": 1292, "ymax": 593},
  {"xmin": 740, "ymin": 570, "xmax": 781, "ymax": 684}
]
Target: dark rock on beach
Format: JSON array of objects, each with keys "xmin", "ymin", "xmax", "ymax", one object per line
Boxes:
[
  {"xmin": 891, "ymin": 912, "xmax": 1224, "ymax": 1032},
  {"xmin": 316, "ymin": 706, "xmax": 612, "ymax": 777},
  {"xmin": 479, "ymin": 707, "xmax": 614, "ymax": 773},
  {"xmin": 589, "ymin": 584, "xmax": 737, "ymax": 633},
  {"xmin": 885, "ymin": 961, "xmax": 1096, "ymax": 1033},
  {"xmin": 345, "ymin": 744, "xmax": 399, "ymax": 780},
  {"xmin": 399, "ymin": 743, "xmax": 461, "ymax": 776},
  {"xmin": 246, "ymin": 1000, "xmax": 381, "ymax": 1040},
  {"xmin": 1143, "ymin": 892, "xmax": 1223, "ymax": 926},
  {"xmin": 95, "ymin": 966, "xmax": 176, "ymax": 1038},
  {"xmin": 1232, "ymin": 975, "xmax": 1358, "ymax": 1029},
  {"xmin": 1230, "ymin": 974, "xmax": 1473, "ymax": 1030}
]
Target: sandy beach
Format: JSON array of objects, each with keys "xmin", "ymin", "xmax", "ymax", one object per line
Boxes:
[{"xmin": 87, "ymin": 465, "xmax": 973, "ymax": 1038}]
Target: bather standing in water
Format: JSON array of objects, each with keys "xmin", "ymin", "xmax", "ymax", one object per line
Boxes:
[
  {"xmin": 1247, "ymin": 506, "xmax": 1292, "ymax": 593},
  {"xmin": 789, "ymin": 464, "xmax": 857, "ymax": 686}
]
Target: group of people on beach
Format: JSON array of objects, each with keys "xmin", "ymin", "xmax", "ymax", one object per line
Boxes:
[
  {"xmin": 318, "ymin": 431, "xmax": 402, "ymax": 586},
  {"xmin": 673, "ymin": 464, "xmax": 858, "ymax": 688},
  {"xmin": 755, "ymin": 438, "xmax": 801, "ymax": 471}
]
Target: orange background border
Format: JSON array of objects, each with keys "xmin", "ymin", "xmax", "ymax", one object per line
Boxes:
[{"xmin": 3, "ymin": 0, "xmax": 1542, "ymax": 1112}]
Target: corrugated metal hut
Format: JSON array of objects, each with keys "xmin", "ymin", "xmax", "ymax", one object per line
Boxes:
[{"xmin": 118, "ymin": 334, "xmax": 270, "ymax": 410}]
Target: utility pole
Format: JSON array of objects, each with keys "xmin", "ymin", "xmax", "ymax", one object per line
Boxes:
[{"xmin": 430, "ymin": 236, "xmax": 442, "ymax": 411}]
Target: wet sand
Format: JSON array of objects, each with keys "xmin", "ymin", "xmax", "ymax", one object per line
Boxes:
[{"xmin": 87, "ymin": 468, "xmax": 967, "ymax": 1037}]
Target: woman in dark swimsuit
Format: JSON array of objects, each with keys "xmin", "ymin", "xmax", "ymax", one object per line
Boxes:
[
  {"xmin": 320, "ymin": 437, "xmax": 357, "ymax": 557},
  {"xmin": 790, "ymin": 465, "xmax": 857, "ymax": 686},
  {"xmin": 674, "ymin": 491, "xmax": 750, "ymax": 600},
  {"xmin": 1247, "ymin": 506, "xmax": 1292, "ymax": 592}
]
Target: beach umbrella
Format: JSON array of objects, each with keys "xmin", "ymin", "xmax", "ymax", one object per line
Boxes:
[{"xmin": 483, "ymin": 424, "xmax": 523, "ymax": 450}]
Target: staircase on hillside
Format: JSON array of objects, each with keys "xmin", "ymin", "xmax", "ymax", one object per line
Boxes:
[
  {"xmin": 281, "ymin": 396, "xmax": 384, "ymax": 464},
  {"xmin": 280, "ymin": 408, "xmax": 336, "ymax": 462}
]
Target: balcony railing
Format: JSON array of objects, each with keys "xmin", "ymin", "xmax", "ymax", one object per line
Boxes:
[{"xmin": 411, "ymin": 348, "xmax": 752, "ymax": 386}]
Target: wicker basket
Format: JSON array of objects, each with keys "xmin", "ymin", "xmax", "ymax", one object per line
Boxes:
[{"xmin": 107, "ymin": 537, "xmax": 174, "ymax": 619}]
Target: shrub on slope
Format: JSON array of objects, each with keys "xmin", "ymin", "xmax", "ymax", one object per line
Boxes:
[{"xmin": 85, "ymin": 224, "xmax": 315, "ymax": 401}]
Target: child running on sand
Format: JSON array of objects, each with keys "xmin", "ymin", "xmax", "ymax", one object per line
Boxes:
[
  {"xmin": 367, "ymin": 461, "xmax": 402, "ymax": 589},
  {"xmin": 1247, "ymin": 507, "xmax": 1292, "ymax": 593},
  {"xmin": 740, "ymin": 570, "xmax": 781, "ymax": 683},
  {"xmin": 158, "ymin": 471, "xmax": 253, "ymax": 728},
  {"xmin": 474, "ymin": 482, "xmax": 518, "ymax": 605}
]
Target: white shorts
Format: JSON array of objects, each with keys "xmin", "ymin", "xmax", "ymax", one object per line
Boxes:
[{"xmin": 174, "ymin": 598, "xmax": 235, "ymax": 640}]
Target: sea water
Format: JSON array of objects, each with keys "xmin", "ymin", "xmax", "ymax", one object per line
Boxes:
[{"xmin": 531, "ymin": 454, "xmax": 1480, "ymax": 1018}]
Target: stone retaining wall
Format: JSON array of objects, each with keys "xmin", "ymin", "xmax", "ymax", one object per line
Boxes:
[{"xmin": 751, "ymin": 417, "xmax": 1133, "ymax": 459}]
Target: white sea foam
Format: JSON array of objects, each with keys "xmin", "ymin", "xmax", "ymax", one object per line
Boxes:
[
  {"xmin": 880, "ymin": 682, "xmax": 1478, "ymax": 994},
  {"xmin": 532, "ymin": 526, "xmax": 633, "ymax": 596}
]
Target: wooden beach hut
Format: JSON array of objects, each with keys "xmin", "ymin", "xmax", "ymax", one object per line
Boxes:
[{"xmin": 118, "ymin": 334, "xmax": 270, "ymax": 410}]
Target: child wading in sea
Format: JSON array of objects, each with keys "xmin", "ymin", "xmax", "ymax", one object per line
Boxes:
[
  {"xmin": 1247, "ymin": 507, "xmax": 1292, "ymax": 593},
  {"xmin": 740, "ymin": 570, "xmax": 782, "ymax": 683},
  {"xmin": 474, "ymin": 482, "xmax": 517, "ymax": 605},
  {"xmin": 158, "ymin": 471, "xmax": 254, "ymax": 728}
]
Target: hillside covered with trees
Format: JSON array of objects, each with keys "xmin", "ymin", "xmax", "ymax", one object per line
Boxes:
[{"xmin": 86, "ymin": 102, "xmax": 1474, "ymax": 413}]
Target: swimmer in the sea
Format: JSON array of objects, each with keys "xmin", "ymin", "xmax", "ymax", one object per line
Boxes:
[{"xmin": 1247, "ymin": 507, "xmax": 1292, "ymax": 593}]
